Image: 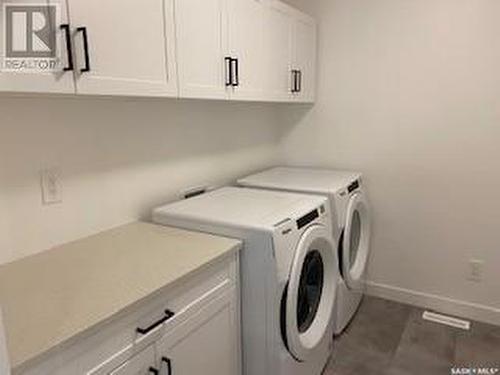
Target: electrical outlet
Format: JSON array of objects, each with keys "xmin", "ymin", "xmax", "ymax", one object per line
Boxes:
[
  {"xmin": 40, "ymin": 168, "xmax": 62, "ymax": 205},
  {"xmin": 467, "ymin": 259, "xmax": 484, "ymax": 282}
]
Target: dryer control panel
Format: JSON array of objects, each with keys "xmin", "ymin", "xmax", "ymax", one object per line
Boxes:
[
  {"xmin": 296, "ymin": 205, "xmax": 326, "ymax": 230},
  {"xmin": 347, "ymin": 179, "xmax": 360, "ymax": 193}
]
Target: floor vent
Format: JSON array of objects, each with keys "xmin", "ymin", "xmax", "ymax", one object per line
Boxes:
[{"xmin": 422, "ymin": 311, "xmax": 471, "ymax": 330}]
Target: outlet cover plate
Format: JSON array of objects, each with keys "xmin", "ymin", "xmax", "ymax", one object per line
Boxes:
[{"xmin": 467, "ymin": 259, "xmax": 484, "ymax": 282}]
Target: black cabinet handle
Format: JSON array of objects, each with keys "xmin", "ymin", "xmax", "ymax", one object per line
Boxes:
[
  {"xmin": 149, "ymin": 367, "xmax": 159, "ymax": 375},
  {"xmin": 225, "ymin": 57, "xmax": 233, "ymax": 87},
  {"xmin": 60, "ymin": 24, "xmax": 74, "ymax": 72},
  {"xmin": 162, "ymin": 357, "xmax": 172, "ymax": 375},
  {"xmin": 232, "ymin": 58, "xmax": 239, "ymax": 87},
  {"xmin": 136, "ymin": 310, "xmax": 175, "ymax": 335},
  {"xmin": 291, "ymin": 70, "xmax": 298, "ymax": 93},
  {"xmin": 297, "ymin": 70, "xmax": 302, "ymax": 93},
  {"xmin": 76, "ymin": 27, "xmax": 91, "ymax": 73}
]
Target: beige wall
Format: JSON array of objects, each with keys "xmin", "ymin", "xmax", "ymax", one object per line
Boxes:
[
  {"xmin": 0, "ymin": 96, "xmax": 281, "ymax": 264},
  {"xmin": 279, "ymin": 0, "xmax": 500, "ymax": 323}
]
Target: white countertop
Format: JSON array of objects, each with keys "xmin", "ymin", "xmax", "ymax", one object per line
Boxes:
[{"xmin": 0, "ymin": 222, "xmax": 241, "ymax": 370}]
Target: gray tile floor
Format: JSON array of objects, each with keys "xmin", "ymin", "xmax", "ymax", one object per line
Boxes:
[{"xmin": 324, "ymin": 296, "xmax": 500, "ymax": 375}]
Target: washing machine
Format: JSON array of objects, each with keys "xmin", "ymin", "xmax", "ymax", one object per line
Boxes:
[
  {"xmin": 238, "ymin": 167, "xmax": 372, "ymax": 334},
  {"xmin": 153, "ymin": 187, "xmax": 338, "ymax": 375}
]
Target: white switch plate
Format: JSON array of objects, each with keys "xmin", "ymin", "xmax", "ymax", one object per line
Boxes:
[
  {"xmin": 467, "ymin": 259, "xmax": 484, "ymax": 282},
  {"xmin": 40, "ymin": 168, "xmax": 62, "ymax": 205}
]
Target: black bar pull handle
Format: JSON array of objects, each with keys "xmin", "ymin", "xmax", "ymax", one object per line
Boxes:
[
  {"xmin": 225, "ymin": 57, "xmax": 233, "ymax": 87},
  {"xmin": 60, "ymin": 24, "xmax": 74, "ymax": 72},
  {"xmin": 291, "ymin": 70, "xmax": 298, "ymax": 93},
  {"xmin": 162, "ymin": 357, "xmax": 173, "ymax": 375},
  {"xmin": 76, "ymin": 26, "xmax": 91, "ymax": 73},
  {"xmin": 149, "ymin": 367, "xmax": 159, "ymax": 375},
  {"xmin": 297, "ymin": 70, "xmax": 302, "ymax": 93},
  {"xmin": 232, "ymin": 58, "xmax": 239, "ymax": 87},
  {"xmin": 136, "ymin": 309, "xmax": 175, "ymax": 336}
]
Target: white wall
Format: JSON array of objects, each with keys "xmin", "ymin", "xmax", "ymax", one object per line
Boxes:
[
  {"xmin": 2, "ymin": 0, "xmax": 499, "ymax": 325},
  {"xmin": 279, "ymin": 0, "xmax": 500, "ymax": 324},
  {"xmin": 0, "ymin": 96, "xmax": 281, "ymax": 264}
]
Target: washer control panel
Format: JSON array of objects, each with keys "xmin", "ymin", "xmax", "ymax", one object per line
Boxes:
[
  {"xmin": 296, "ymin": 205, "xmax": 326, "ymax": 229},
  {"xmin": 347, "ymin": 179, "xmax": 360, "ymax": 193}
]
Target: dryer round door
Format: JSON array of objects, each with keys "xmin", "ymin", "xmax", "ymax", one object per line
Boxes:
[
  {"xmin": 342, "ymin": 192, "xmax": 371, "ymax": 290},
  {"xmin": 284, "ymin": 225, "xmax": 337, "ymax": 362}
]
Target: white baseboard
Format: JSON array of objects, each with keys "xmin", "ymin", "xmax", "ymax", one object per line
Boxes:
[{"xmin": 366, "ymin": 281, "xmax": 500, "ymax": 326}]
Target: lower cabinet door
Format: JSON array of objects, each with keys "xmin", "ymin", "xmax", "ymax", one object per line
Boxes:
[
  {"xmin": 156, "ymin": 289, "xmax": 240, "ymax": 375},
  {"xmin": 109, "ymin": 345, "xmax": 156, "ymax": 375}
]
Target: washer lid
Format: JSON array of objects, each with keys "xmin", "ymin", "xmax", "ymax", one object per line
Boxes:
[
  {"xmin": 342, "ymin": 192, "xmax": 371, "ymax": 290},
  {"xmin": 153, "ymin": 187, "xmax": 327, "ymax": 230},
  {"xmin": 284, "ymin": 225, "xmax": 336, "ymax": 362},
  {"xmin": 238, "ymin": 167, "xmax": 362, "ymax": 194}
]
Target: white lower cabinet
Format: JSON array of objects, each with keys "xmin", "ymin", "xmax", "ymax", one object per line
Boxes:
[
  {"xmin": 17, "ymin": 254, "xmax": 240, "ymax": 375},
  {"xmin": 108, "ymin": 345, "xmax": 156, "ymax": 375},
  {"xmin": 114, "ymin": 291, "xmax": 239, "ymax": 375},
  {"xmin": 155, "ymin": 290, "xmax": 239, "ymax": 375}
]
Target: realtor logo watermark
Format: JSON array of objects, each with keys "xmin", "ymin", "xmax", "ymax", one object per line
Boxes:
[{"xmin": 2, "ymin": 3, "xmax": 61, "ymax": 72}]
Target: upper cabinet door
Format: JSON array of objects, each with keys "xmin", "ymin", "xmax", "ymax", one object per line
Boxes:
[
  {"xmin": 292, "ymin": 12, "xmax": 317, "ymax": 103},
  {"xmin": 262, "ymin": 0, "xmax": 293, "ymax": 102},
  {"xmin": 0, "ymin": 0, "xmax": 75, "ymax": 93},
  {"xmin": 227, "ymin": 0, "xmax": 265, "ymax": 101},
  {"xmin": 175, "ymin": 0, "xmax": 229, "ymax": 100},
  {"xmin": 68, "ymin": 0, "xmax": 177, "ymax": 97}
]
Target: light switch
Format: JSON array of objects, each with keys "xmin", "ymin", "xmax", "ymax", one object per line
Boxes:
[
  {"xmin": 467, "ymin": 259, "xmax": 484, "ymax": 283},
  {"xmin": 40, "ymin": 168, "xmax": 62, "ymax": 205}
]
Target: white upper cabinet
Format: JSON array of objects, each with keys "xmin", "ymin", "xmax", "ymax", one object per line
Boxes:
[
  {"xmin": 175, "ymin": 0, "xmax": 229, "ymax": 99},
  {"xmin": 68, "ymin": 0, "xmax": 177, "ymax": 97},
  {"xmin": 0, "ymin": 0, "xmax": 75, "ymax": 93},
  {"xmin": 0, "ymin": 0, "xmax": 316, "ymax": 102},
  {"xmin": 291, "ymin": 11, "xmax": 317, "ymax": 102},
  {"xmin": 226, "ymin": 0, "xmax": 265, "ymax": 101},
  {"xmin": 262, "ymin": 0, "xmax": 293, "ymax": 102},
  {"xmin": 175, "ymin": 0, "xmax": 268, "ymax": 102}
]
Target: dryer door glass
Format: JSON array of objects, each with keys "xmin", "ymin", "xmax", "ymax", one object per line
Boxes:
[
  {"xmin": 342, "ymin": 192, "xmax": 371, "ymax": 290},
  {"xmin": 349, "ymin": 210, "xmax": 361, "ymax": 269},
  {"xmin": 297, "ymin": 250, "xmax": 324, "ymax": 333}
]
